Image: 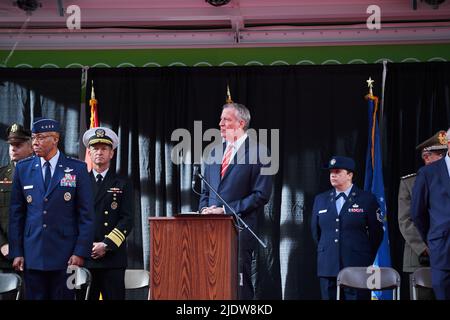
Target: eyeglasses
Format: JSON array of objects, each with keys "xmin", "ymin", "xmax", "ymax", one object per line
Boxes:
[{"xmin": 31, "ymin": 134, "xmax": 54, "ymax": 142}]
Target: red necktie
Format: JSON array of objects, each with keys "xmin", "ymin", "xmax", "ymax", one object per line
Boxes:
[{"xmin": 221, "ymin": 144, "xmax": 234, "ymax": 178}]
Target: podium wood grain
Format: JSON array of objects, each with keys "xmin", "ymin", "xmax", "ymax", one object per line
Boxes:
[{"xmin": 149, "ymin": 216, "xmax": 237, "ymax": 300}]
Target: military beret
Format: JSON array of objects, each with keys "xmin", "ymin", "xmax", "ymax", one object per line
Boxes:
[
  {"xmin": 82, "ymin": 127, "xmax": 119, "ymax": 150},
  {"xmin": 325, "ymin": 156, "xmax": 356, "ymax": 172},
  {"xmin": 6, "ymin": 123, "xmax": 31, "ymax": 144},
  {"xmin": 32, "ymin": 118, "xmax": 60, "ymax": 134},
  {"xmin": 416, "ymin": 130, "xmax": 448, "ymax": 152}
]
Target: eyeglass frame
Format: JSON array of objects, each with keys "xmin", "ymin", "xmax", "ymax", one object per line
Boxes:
[{"xmin": 31, "ymin": 134, "xmax": 57, "ymax": 142}]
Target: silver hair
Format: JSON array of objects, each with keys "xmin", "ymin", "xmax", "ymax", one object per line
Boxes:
[{"xmin": 222, "ymin": 103, "xmax": 251, "ymax": 131}]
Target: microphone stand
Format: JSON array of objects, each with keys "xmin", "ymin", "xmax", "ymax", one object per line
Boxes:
[{"xmin": 195, "ymin": 168, "xmax": 267, "ymax": 249}]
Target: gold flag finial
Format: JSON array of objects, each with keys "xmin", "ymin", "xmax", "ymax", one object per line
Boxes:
[
  {"xmin": 366, "ymin": 77, "xmax": 374, "ymax": 97},
  {"xmin": 226, "ymin": 85, "xmax": 233, "ymax": 104},
  {"xmin": 91, "ymin": 80, "xmax": 96, "ymax": 99}
]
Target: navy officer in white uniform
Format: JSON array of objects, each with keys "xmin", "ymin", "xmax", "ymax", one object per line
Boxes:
[
  {"xmin": 8, "ymin": 118, "xmax": 94, "ymax": 300},
  {"xmin": 311, "ymin": 156, "xmax": 384, "ymax": 300}
]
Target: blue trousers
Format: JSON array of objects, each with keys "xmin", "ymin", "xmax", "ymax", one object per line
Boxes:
[
  {"xmin": 24, "ymin": 269, "xmax": 74, "ymax": 300},
  {"xmin": 431, "ymin": 268, "xmax": 450, "ymax": 300}
]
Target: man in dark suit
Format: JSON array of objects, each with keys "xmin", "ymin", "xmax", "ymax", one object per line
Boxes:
[
  {"xmin": 311, "ymin": 156, "xmax": 384, "ymax": 300},
  {"xmin": 81, "ymin": 127, "xmax": 133, "ymax": 300},
  {"xmin": 398, "ymin": 130, "xmax": 447, "ymax": 299},
  {"xmin": 412, "ymin": 128, "xmax": 450, "ymax": 300},
  {"xmin": 8, "ymin": 118, "xmax": 94, "ymax": 300},
  {"xmin": 199, "ymin": 100, "xmax": 273, "ymax": 300}
]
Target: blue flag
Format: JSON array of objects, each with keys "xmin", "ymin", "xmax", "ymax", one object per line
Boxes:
[{"xmin": 363, "ymin": 94, "xmax": 392, "ymax": 300}]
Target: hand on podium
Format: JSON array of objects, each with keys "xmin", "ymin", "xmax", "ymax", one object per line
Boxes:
[{"xmin": 200, "ymin": 205, "xmax": 225, "ymax": 215}]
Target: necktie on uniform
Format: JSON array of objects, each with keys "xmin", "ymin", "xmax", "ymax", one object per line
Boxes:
[
  {"xmin": 96, "ymin": 173, "xmax": 103, "ymax": 187},
  {"xmin": 335, "ymin": 192, "xmax": 347, "ymax": 215},
  {"xmin": 44, "ymin": 161, "xmax": 51, "ymax": 191},
  {"xmin": 335, "ymin": 192, "xmax": 347, "ymax": 201},
  {"xmin": 221, "ymin": 144, "xmax": 234, "ymax": 178}
]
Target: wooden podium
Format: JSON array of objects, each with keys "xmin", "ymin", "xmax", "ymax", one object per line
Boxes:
[{"xmin": 149, "ymin": 215, "xmax": 237, "ymax": 300}]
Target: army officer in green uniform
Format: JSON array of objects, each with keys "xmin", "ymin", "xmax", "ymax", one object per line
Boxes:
[
  {"xmin": 0, "ymin": 123, "xmax": 33, "ymax": 271},
  {"xmin": 398, "ymin": 130, "xmax": 447, "ymax": 299}
]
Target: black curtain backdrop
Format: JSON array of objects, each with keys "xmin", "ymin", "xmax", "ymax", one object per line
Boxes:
[
  {"xmin": 85, "ymin": 64, "xmax": 384, "ymax": 300},
  {"xmin": 0, "ymin": 68, "xmax": 82, "ymax": 163},
  {"xmin": 1, "ymin": 62, "xmax": 449, "ymax": 299}
]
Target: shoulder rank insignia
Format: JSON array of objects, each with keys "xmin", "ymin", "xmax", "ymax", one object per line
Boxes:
[{"xmin": 401, "ymin": 173, "xmax": 417, "ymax": 180}]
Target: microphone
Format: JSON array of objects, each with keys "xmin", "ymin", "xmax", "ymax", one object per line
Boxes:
[
  {"xmin": 193, "ymin": 164, "xmax": 200, "ymax": 178},
  {"xmin": 192, "ymin": 164, "xmax": 201, "ymax": 195},
  {"xmin": 195, "ymin": 166, "xmax": 267, "ymax": 248}
]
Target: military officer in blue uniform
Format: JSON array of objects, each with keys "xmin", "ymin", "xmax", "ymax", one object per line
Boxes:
[
  {"xmin": 311, "ymin": 156, "xmax": 384, "ymax": 300},
  {"xmin": 81, "ymin": 127, "xmax": 133, "ymax": 300},
  {"xmin": 8, "ymin": 118, "xmax": 94, "ymax": 300},
  {"xmin": 412, "ymin": 128, "xmax": 450, "ymax": 300}
]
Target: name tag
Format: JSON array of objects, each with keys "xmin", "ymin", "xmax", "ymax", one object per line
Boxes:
[
  {"xmin": 24, "ymin": 185, "xmax": 33, "ymax": 190},
  {"xmin": 318, "ymin": 209, "xmax": 327, "ymax": 214},
  {"xmin": 349, "ymin": 203, "xmax": 364, "ymax": 213}
]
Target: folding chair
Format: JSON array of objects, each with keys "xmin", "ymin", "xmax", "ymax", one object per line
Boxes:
[
  {"xmin": 74, "ymin": 267, "xmax": 92, "ymax": 300},
  {"xmin": 124, "ymin": 269, "xmax": 149, "ymax": 290},
  {"xmin": 411, "ymin": 267, "xmax": 432, "ymax": 300},
  {"xmin": 0, "ymin": 273, "xmax": 22, "ymax": 300},
  {"xmin": 336, "ymin": 266, "xmax": 401, "ymax": 300},
  {"xmin": 124, "ymin": 269, "xmax": 150, "ymax": 300}
]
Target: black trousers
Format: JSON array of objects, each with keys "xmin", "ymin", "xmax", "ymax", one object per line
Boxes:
[
  {"xmin": 238, "ymin": 230, "xmax": 256, "ymax": 300},
  {"xmin": 87, "ymin": 268, "xmax": 125, "ymax": 300}
]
